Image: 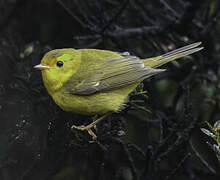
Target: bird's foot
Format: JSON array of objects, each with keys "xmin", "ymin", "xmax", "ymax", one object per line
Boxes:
[
  {"xmin": 71, "ymin": 124, "xmax": 97, "ymax": 140},
  {"xmin": 71, "ymin": 113, "xmax": 109, "ymax": 141},
  {"xmin": 92, "ymin": 114, "xmax": 98, "ymax": 131}
]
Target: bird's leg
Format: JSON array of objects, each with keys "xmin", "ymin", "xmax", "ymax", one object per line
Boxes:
[
  {"xmin": 71, "ymin": 113, "xmax": 109, "ymax": 140},
  {"xmin": 92, "ymin": 115, "xmax": 98, "ymax": 131}
]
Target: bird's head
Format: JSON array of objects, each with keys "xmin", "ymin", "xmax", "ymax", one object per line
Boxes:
[{"xmin": 34, "ymin": 48, "xmax": 81, "ymax": 93}]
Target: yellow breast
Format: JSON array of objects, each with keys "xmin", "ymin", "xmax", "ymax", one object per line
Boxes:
[{"xmin": 51, "ymin": 83, "xmax": 139, "ymax": 115}]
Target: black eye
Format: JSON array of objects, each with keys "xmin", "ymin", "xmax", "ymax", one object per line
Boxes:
[{"xmin": 56, "ymin": 61, "xmax": 63, "ymax": 67}]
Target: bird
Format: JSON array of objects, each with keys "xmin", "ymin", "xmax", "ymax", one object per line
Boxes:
[{"xmin": 34, "ymin": 42, "xmax": 203, "ymax": 140}]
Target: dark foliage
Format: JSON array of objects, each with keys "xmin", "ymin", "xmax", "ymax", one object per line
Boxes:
[{"xmin": 0, "ymin": 0, "xmax": 220, "ymax": 180}]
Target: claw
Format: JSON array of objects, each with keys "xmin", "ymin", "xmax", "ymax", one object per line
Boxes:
[{"xmin": 71, "ymin": 113, "xmax": 110, "ymax": 140}]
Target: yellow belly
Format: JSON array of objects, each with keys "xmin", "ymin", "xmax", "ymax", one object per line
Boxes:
[{"xmin": 51, "ymin": 83, "xmax": 139, "ymax": 115}]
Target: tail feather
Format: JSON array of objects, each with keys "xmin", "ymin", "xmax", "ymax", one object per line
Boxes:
[{"xmin": 142, "ymin": 42, "xmax": 203, "ymax": 68}]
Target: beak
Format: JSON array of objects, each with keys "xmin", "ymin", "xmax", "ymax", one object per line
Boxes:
[{"xmin": 34, "ymin": 64, "xmax": 50, "ymax": 70}]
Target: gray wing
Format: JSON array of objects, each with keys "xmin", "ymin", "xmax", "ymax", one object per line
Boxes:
[{"xmin": 65, "ymin": 55, "xmax": 165, "ymax": 95}]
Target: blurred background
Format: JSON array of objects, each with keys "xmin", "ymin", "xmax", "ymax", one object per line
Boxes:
[{"xmin": 0, "ymin": 0, "xmax": 220, "ymax": 179}]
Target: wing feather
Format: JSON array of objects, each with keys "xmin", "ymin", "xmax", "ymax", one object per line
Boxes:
[{"xmin": 65, "ymin": 55, "xmax": 164, "ymax": 95}]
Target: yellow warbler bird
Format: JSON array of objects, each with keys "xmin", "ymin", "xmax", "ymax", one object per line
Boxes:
[{"xmin": 34, "ymin": 42, "xmax": 203, "ymax": 139}]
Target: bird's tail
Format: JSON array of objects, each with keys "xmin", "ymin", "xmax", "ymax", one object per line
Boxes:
[{"xmin": 142, "ymin": 42, "xmax": 203, "ymax": 68}]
